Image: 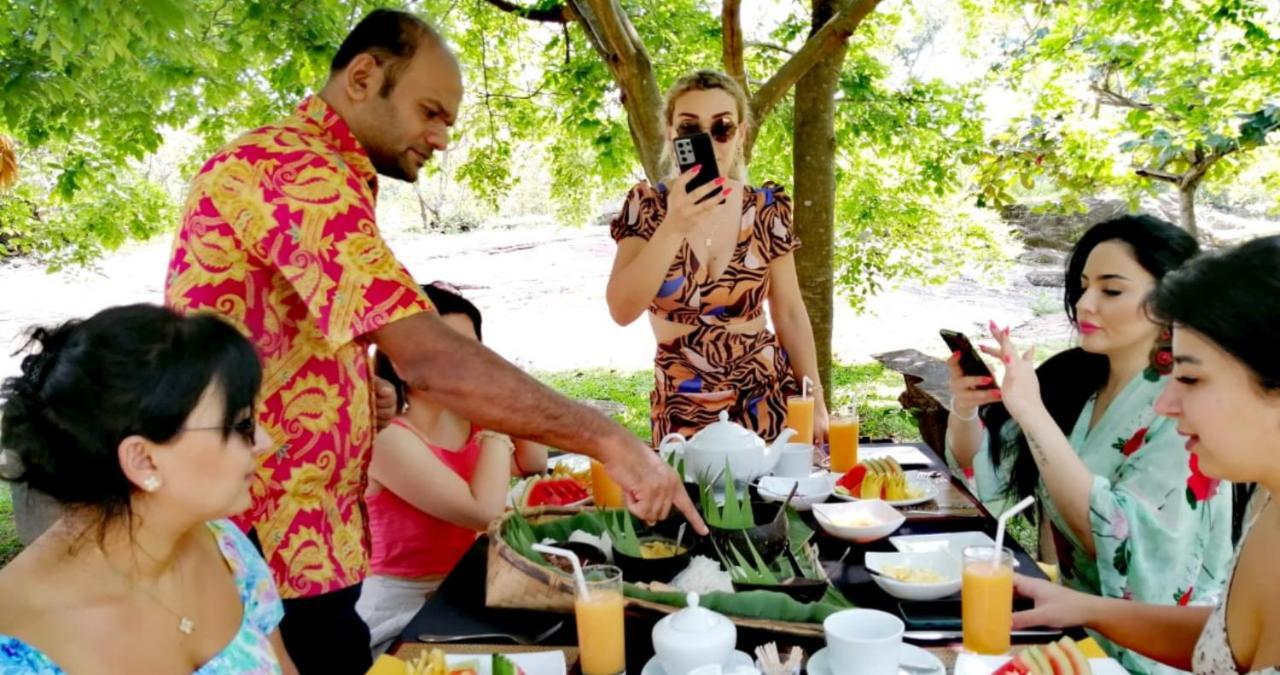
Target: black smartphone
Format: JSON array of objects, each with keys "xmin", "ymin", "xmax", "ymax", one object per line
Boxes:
[
  {"xmin": 672, "ymin": 132, "xmax": 722, "ymax": 202},
  {"xmin": 898, "ymin": 599, "xmax": 1039, "ymax": 631},
  {"xmin": 940, "ymin": 329, "xmax": 995, "ymax": 388}
]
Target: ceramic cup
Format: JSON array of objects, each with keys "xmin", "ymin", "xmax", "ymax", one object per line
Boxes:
[
  {"xmin": 775, "ymin": 443, "xmax": 813, "ymax": 478},
  {"xmin": 823, "ymin": 609, "xmax": 904, "ymax": 675}
]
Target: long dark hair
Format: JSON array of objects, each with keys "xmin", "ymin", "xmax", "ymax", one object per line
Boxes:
[
  {"xmin": 981, "ymin": 215, "xmax": 1199, "ymax": 504},
  {"xmin": 0, "ymin": 304, "xmax": 261, "ymax": 536},
  {"xmin": 375, "ymin": 282, "xmax": 483, "ymax": 412}
]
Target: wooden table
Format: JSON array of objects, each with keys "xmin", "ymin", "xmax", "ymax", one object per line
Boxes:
[{"xmin": 393, "ymin": 443, "xmax": 1049, "ymax": 673}]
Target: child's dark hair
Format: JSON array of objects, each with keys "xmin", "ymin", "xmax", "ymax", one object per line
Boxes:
[
  {"xmin": 375, "ymin": 283, "xmax": 483, "ymax": 412},
  {"xmin": 0, "ymin": 304, "xmax": 261, "ymax": 535},
  {"xmin": 980, "ymin": 215, "xmax": 1199, "ymax": 505}
]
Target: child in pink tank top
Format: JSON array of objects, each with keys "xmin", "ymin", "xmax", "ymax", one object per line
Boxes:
[{"xmin": 356, "ymin": 282, "xmax": 547, "ymax": 653}]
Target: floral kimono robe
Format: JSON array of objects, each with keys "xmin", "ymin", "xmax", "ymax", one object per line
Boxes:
[{"xmin": 950, "ymin": 370, "xmax": 1233, "ymax": 674}]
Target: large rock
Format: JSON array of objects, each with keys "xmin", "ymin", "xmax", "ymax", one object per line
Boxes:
[
  {"xmin": 1026, "ymin": 269, "xmax": 1065, "ymax": 288},
  {"xmin": 1001, "ymin": 198, "xmax": 1131, "ymax": 253}
]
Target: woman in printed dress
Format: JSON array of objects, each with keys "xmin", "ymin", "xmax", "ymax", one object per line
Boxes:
[
  {"xmin": 1012, "ymin": 235, "xmax": 1280, "ymax": 674},
  {"xmin": 607, "ymin": 70, "xmax": 826, "ymax": 446},
  {"xmin": 946, "ymin": 216, "xmax": 1232, "ymax": 674},
  {"xmin": 0, "ymin": 305, "xmax": 294, "ymax": 674}
]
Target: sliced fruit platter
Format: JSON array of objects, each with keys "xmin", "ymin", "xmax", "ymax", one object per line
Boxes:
[
  {"xmin": 831, "ymin": 458, "xmax": 937, "ymax": 507},
  {"xmin": 508, "ymin": 475, "xmax": 592, "ymax": 508},
  {"xmin": 954, "ymin": 636, "xmax": 1126, "ymax": 675}
]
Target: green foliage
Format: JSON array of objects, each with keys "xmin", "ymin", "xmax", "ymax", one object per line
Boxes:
[
  {"xmin": 601, "ymin": 508, "xmax": 642, "ymax": 557},
  {"xmin": 0, "ymin": 483, "xmax": 19, "ymax": 568},
  {"xmin": 972, "ymin": 0, "xmax": 1280, "ymax": 215}
]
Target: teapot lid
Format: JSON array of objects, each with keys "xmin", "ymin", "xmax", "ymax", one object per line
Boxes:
[
  {"xmin": 669, "ymin": 592, "xmax": 731, "ymax": 633},
  {"xmin": 693, "ymin": 411, "xmax": 762, "ymax": 449}
]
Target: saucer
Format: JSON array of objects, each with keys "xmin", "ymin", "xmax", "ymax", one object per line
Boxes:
[
  {"xmin": 807, "ymin": 644, "xmax": 944, "ymax": 675},
  {"xmin": 641, "ymin": 649, "xmax": 755, "ymax": 675}
]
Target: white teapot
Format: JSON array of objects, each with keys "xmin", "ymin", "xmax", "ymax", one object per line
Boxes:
[
  {"xmin": 651, "ymin": 592, "xmax": 737, "ymax": 675},
  {"xmin": 659, "ymin": 412, "xmax": 797, "ymax": 485}
]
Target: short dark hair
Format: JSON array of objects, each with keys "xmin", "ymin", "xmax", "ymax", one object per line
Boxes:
[
  {"xmin": 0, "ymin": 304, "xmax": 262, "ymax": 532},
  {"xmin": 330, "ymin": 8, "xmax": 441, "ymax": 96},
  {"xmin": 375, "ymin": 283, "xmax": 482, "ymax": 412},
  {"xmin": 1150, "ymin": 235, "xmax": 1280, "ymax": 392}
]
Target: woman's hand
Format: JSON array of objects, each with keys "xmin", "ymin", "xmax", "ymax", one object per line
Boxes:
[
  {"xmin": 1011, "ymin": 574, "xmax": 1095, "ymax": 630},
  {"xmin": 813, "ymin": 396, "xmax": 830, "ymax": 447},
  {"xmin": 946, "ymin": 351, "xmax": 1001, "ymax": 420},
  {"xmin": 660, "ymin": 165, "xmax": 729, "ymax": 238},
  {"xmin": 979, "ymin": 321, "xmax": 1043, "ymax": 423}
]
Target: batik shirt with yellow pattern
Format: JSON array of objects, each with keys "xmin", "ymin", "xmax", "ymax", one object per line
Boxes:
[{"xmin": 165, "ymin": 95, "xmax": 434, "ymax": 599}]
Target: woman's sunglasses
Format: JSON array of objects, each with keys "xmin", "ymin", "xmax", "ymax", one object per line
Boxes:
[
  {"xmin": 184, "ymin": 416, "xmax": 257, "ymax": 446},
  {"xmin": 676, "ymin": 118, "xmax": 738, "ymax": 143}
]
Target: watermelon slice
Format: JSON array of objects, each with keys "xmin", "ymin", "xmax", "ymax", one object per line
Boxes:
[
  {"xmin": 1022, "ymin": 645, "xmax": 1053, "ymax": 675},
  {"xmin": 993, "ymin": 656, "xmax": 1031, "ymax": 675},
  {"xmin": 1058, "ymin": 637, "xmax": 1092, "ymax": 675},
  {"xmin": 522, "ymin": 476, "xmax": 590, "ymax": 507}
]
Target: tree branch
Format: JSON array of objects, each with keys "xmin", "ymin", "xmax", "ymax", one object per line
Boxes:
[
  {"xmin": 1089, "ymin": 82, "xmax": 1153, "ymax": 112},
  {"xmin": 722, "ymin": 0, "xmax": 748, "ymax": 97},
  {"xmin": 747, "ymin": 41, "xmax": 795, "ymax": 56},
  {"xmin": 748, "ymin": 0, "xmax": 882, "ymax": 142},
  {"xmin": 481, "ymin": 0, "xmax": 571, "ymax": 23},
  {"xmin": 1134, "ymin": 167, "xmax": 1182, "ymax": 184}
]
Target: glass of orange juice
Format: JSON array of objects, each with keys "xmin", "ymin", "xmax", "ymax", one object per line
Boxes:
[
  {"xmin": 828, "ymin": 411, "xmax": 860, "ymax": 473},
  {"xmin": 575, "ymin": 564, "xmax": 626, "ymax": 675},
  {"xmin": 786, "ymin": 395, "xmax": 815, "ymax": 445},
  {"xmin": 590, "ymin": 459, "xmax": 625, "ymax": 508},
  {"xmin": 962, "ymin": 546, "xmax": 1015, "ymax": 655}
]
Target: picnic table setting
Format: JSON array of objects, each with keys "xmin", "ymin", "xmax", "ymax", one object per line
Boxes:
[{"xmin": 370, "ymin": 395, "xmax": 1123, "ymax": 675}]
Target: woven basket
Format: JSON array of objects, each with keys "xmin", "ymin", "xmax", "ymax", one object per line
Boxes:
[{"xmin": 484, "ymin": 508, "xmax": 825, "ymax": 637}]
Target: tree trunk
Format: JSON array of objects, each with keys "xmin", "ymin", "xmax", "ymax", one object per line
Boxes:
[
  {"xmin": 791, "ymin": 0, "xmax": 848, "ymax": 405},
  {"xmin": 1178, "ymin": 182, "xmax": 1198, "ymax": 239}
]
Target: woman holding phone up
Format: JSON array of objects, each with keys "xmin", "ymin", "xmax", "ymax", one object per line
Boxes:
[
  {"xmin": 945, "ymin": 216, "xmax": 1232, "ymax": 674},
  {"xmin": 606, "ymin": 70, "xmax": 825, "ymax": 446}
]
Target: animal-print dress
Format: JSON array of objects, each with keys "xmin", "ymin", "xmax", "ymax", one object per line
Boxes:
[{"xmin": 610, "ymin": 180, "xmax": 801, "ymax": 445}]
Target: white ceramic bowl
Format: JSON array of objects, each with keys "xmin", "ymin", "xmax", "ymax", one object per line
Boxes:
[
  {"xmin": 863, "ymin": 550, "xmax": 962, "ymax": 600},
  {"xmin": 811, "ymin": 500, "xmax": 905, "ymax": 543},
  {"xmin": 755, "ymin": 474, "xmax": 833, "ymax": 511}
]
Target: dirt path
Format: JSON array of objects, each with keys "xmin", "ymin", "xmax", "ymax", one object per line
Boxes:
[{"xmin": 0, "ymin": 225, "xmax": 1066, "ymax": 381}]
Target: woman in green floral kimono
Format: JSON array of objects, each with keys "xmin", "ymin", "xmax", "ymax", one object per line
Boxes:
[{"xmin": 946, "ymin": 215, "xmax": 1233, "ymax": 674}]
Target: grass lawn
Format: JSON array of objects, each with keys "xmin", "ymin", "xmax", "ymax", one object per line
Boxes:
[
  {"xmin": 0, "ymin": 482, "xmax": 20, "ymax": 568},
  {"xmin": 534, "ymin": 360, "xmax": 922, "ymax": 443}
]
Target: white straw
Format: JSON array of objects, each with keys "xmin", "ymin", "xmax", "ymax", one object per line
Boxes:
[
  {"xmin": 802, "ymin": 376, "xmax": 813, "ymax": 400},
  {"xmin": 533, "ymin": 543, "xmax": 590, "ymax": 600},
  {"xmin": 993, "ymin": 495, "xmax": 1036, "ymax": 560}
]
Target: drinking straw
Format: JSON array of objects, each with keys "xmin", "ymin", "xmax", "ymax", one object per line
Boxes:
[
  {"xmin": 533, "ymin": 543, "xmax": 590, "ymax": 600},
  {"xmin": 993, "ymin": 495, "xmax": 1036, "ymax": 561}
]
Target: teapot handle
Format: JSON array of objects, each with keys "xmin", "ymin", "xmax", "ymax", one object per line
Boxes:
[{"xmin": 657, "ymin": 433, "xmax": 688, "ymax": 459}]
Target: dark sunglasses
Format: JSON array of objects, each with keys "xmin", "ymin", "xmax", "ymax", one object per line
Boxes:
[
  {"xmin": 676, "ymin": 118, "xmax": 738, "ymax": 143},
  {"xmin": 183, "ymin": 416, "xmax": 257, "ymax": 446}
]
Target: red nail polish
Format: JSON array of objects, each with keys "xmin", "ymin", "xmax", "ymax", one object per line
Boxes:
[
  {"xmin": 714, "ymin": 177, "xmax": 726, "ymax": 185},
  {"xmin": 981, "ymin": 377, "xmax": 993, "ymax": 384},
  {"xmin": 993, "ymin": 391, "xmax": 1003, "ymax": 399},
  {"xmin": 691, "ymin": 164, "xmax": 702, "ymax": 174},
  {"xmin": 1003, "ymin": 355, "xmax": 1012, "ymax": 364},
  {"xmin": 723, "ymin": 188, "xmax": 733, "ymax": 195}
]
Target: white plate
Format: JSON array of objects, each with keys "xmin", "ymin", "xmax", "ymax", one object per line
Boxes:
[
  {"xmin": 808, "ymin": 644, "xmax": 944, "ymax": 675},
  {"xmin": 640, "ymin": 649, "xmax": 755, "ymax": 675},
  {"xmin": 889, "ymin": 532, "xmax": 1022, "ymax": 568},
  {"xmin": 831, "ymin": 472, "xmax": 939, "ymax": 507},
  {"xmin": 953, "ymin": 652, "xmax": 1127, "ymax": 675},
  {"xmin": 857, "ymin": 445, "xmax": 934, "ymax": 467},
  {"xmin": 756, "ymin": 474, "xmax": 834, "ymax": 511},
  {"xmin": 440, "ymin": 650, "xmax": 567, "ymax": 675}
]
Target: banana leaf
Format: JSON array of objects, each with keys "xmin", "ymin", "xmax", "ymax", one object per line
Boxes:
[{"xmin": 623, "ymin": 585, "xmax": 850, "ymax": 624}]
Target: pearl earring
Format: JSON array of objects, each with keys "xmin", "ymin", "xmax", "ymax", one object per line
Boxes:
[{"xmin": 142, "ymin": 476, "xmax": 162, "ymax": 492}]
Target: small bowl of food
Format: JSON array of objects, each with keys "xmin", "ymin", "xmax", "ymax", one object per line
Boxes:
[
  {"xmin": 864, "ymin": 550, "xmax": 962, "ymax": 600},
  {"xmin": 613, "ymin": 536, "xmax": 692, "ymax": 583},
  {"xmin": 811, "ymin": 500, "xmax": 904, "ymax": 543}
]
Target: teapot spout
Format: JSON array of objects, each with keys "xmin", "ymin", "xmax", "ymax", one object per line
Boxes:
[{"xmin": 771, "ymin": 427, "xmax": 798, "ymax": 449}]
